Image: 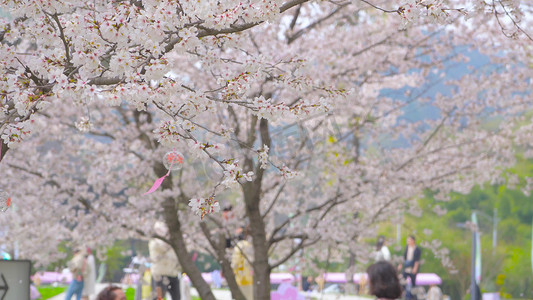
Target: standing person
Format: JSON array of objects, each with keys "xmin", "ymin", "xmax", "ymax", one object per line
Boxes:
[
  {"xmin": 302, "ymin": 276, "xmax": 314, "ymax": 292},
  {"xmin": 82, "ymin": 248, "xmax": 96, "ymax": 300},
  {"xmin": 366, "ymin": 261, "xmax": 402, "ymax": 300},
  {"xmin": 398, "ymin": 235, "xmax": 422, "ymax": 300},
  {"xmin": 149, "ymin": 221, "xmax": 180, "ymax": 300},
  {"xmin": 231, "ymin": 228, "xmax": 253, "ymax": 300},
  {"xmin": 427, "ymin": 284, "xmax": 443, "ymax": 300},
  {"xmin": 223, "ymin": 205, "xmax": 234, "ymax": 248},
  {"xmin": 65, "ymin": 248, "xmax": 90, "ymax": 300},
  {"xmin": 374, "ymin": 236, "xmax": 391, "ymax": 262},
  {"xmin": 141, "ymin": 267, "xmax": 152, "ymax": 300},
  {"xmin": 96, "ymin": 286, "xmax": 126, "ymax": 300}
]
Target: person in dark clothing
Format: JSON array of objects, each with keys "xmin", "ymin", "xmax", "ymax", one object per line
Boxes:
[
  {"xmin": 302, "ymin": 276, "xmax": 314, "ymax": 292},
  {"xmin": 397, "ymin": 235, "xmax": 421, "ymax": 300},
  {"xmin": 367, "ymin": 261, "xmax": 402, "ymax": 300}
]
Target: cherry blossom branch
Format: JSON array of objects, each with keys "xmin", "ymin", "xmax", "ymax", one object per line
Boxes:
[
  {"xmin": 270, "ymin": 237, "xmax": 321, "ymax": 269},
  {"xmin": 288, "ymin": 2, "xmax": 350, "ymax": 44},
  {"xmin": 268, "ymin": 191, "xmax": 348, "ymax": 246},
  {"xmin": 194, "ymin": 0, "xmax": 313, "ymax": 38},
  {"xmin": 49, "ymin": 13, "xmax": 72, "ymax": 65},
  {"xmin": 261, "ymin": 182, "xmax": 286, "ymax": 218},
  {"xmin": 395, "ymin": 110, "xmax": 453, "ymax": 172},
  {"xmin": 496, "ymin": 0, "xmax": 533, "ymax": 42},
  {"xmin": 7, "ymin": 162, "xmax": 148, "ymax": 237},
  {"xmin": 358, "ymin": 0, "xmax": 399, "ymax": 13}
]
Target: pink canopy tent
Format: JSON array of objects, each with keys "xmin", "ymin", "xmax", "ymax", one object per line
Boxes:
[
  {"xmin": 32, "ymin": 271, "xmax": 73, "ymax": 284},
  {"xmin": 323, "ymin": 273, "xmax": 347, "ymax": 283},
  {"xmin": 270, "ymin": 273, "xmax": 295, "ymax": 284},
  {"xmin": 183, "ymin": 272, "xmax": 295, "ymax": 284},
  {"xmin": 323, "ymin": 272, "xmax": 441, "ymax": 286},
  {"xmin": 413, "ymin": 273, "xmax": 442, "ymax": 286}
]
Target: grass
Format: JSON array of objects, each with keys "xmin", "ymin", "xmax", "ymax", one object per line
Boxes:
[
  {"xmin": 123, "ymin": 288, "xmax": 200, "ymax": 300},
  {"xmin": 125, "ymin": 287, "xmax": 135, "ymax": 300},
  {"xmin": 37, "ymin": 285, "xmax": 67, "ymax": 299}
]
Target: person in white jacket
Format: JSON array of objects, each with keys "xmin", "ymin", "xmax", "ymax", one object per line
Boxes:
[
  {"xmin": 82, "ymin": 248, "xmax": 96, "ymax": 300},
  {"xmin": 65, "ymin": 248, "xmax": 91, "ymax": 300},
  {"xmin": 374, "ymin": 235, "xmax": 391, "ymax": 262},
  {"xmin": 149, "ymin": 221, "xmax": 180, "ymax": 300}
]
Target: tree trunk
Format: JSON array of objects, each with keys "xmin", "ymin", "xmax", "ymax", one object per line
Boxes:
[
  {"xmin": 241, "ymin": 117, "xmax": 272, "ymax": 300},
  {"xmin": 216, "ymin": 232, "xmax": 247, "ymax": 300},
  {"xmin": 162, "ymin": 197, "xmax": 216, "ymax": 300},
  {"xmin": 0, "ymin": 142, "xmax": 7, "ymax": 162},
  {"xmin": 345, "ymin": 252, "xmax": 357, "ymax": 295},
  {"xmin": 200, "ymin": 222, "xmax": 246, "ymax": 300},
  {"xmin": 244, "ymin": 183, "xmax": 271, "ymax": 300}
]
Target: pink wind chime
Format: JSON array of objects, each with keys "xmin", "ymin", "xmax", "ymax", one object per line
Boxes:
[{"xmin": 144, "ymin": 150, "xmax": 184, "ymax": 195}]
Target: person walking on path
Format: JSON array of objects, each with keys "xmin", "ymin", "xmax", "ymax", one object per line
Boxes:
[
  {"xmin": 149, "ymin": 221, "xmax": 181, "ymax": 300},
  {"xmin": 231, "ymin": 227, "xmax": 253, "ymax": 300},
  {"xmin": 374, "ymin": 235, "xmax": 391, "ymax": 262},
  {"xmin": 398, "ymin": 235, "xmax": 422, "ymax": 300},
  {"xmin": 82, "ymin": 248, "xmax": 96, "ymax": 300},
  {"xmin": 367, "ymin": 261, "xmax": 402, "ymax": 300},
  {"xmin": 65, "ymin": 247, "xmax": 90, "ymax": 300}
]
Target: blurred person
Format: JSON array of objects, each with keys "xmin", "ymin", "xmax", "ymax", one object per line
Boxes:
[
  {"xmin": 82, "ymin": 248, "xmax": 96, "ymax": 300},
  {"xmin": 374, "ymin": 235, "xmax": 391, "ymax": 261},
  {"xmin": 427, "ymin": 284, "xmax": 443, "ymax": 300},
  {"xmin": 301, "ymin": 276, "xmax": 314, "ymax": 292},
  {"xmin": 359, "ymin": 274, "xmax": 369, "ymax": 295},
  {"xmin": 315, "ymin": 274, "xmax": 325, "ymax": 293},
  {"xmin": 149, "ymin": 221, "xmax": 180, "ymax": 300},
  {"xmin": 96, "ymin": 286, "xmax": 126, "ymax": 300},
  {"xmin": 65, "ymin": 247, "xmax": 90, "ymax": 300},
  {"xmin": 397, "ymin": 235, "xmax": 421, "ymax": 300},
  {"xmin": 141, "ymin": 267, "xmax": 152, "ymax": 300},
  {"xmin": 231, "ymin": 227, "xmax": 253, "ymax": 300},
  {"xmin": 179, "ymin": 273, "xmax": 191, "ymax": 300},
  {"xmin": 223, "ymin": 205, "xmax": 234, "ymax": 248},
  {"xmin": 367, "ymin": 261, "xmax": 402, "ymax": 300}
]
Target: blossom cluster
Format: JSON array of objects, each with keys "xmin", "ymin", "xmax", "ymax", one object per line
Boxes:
[
  {"xmin": 221, "ymin": 160, "xmax": 254, "ymax": 188},
  {"xmin": 398, "ymin": 0, "xmax": 451, "ymax": 25},
  {"xmin": 259, "ymin": 145, "xmax": 269, "ymax": 169},
  {"xmin": 280, "ymin": 165, "xmax": 298, "ymax": 180},
  {"xmin": 188, "ymin": 197, "xmax": 221, "ymax": 219},
  {"xmin": 75, "ymin": 117, "xmax": 93, "ymax": 132},
  {"xmin": 154, "ymin": 120, "xmax": 182, "ymax": 147},
  {"xmin": 1, "ymin": 118, "xmax": 37, "ymax": 148}
]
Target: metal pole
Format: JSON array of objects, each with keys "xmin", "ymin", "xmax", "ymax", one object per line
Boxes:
[
  {"xmin": 471, "ymin": 230, "xmax": 477, "ymax": 300},
  {"xmin": 397, "ymin": 223, "xmax": 401, "ymax": 245},
  {"xmin": 397, "ymin": 211, "xmax": 402, "ymax": 245},
  {"xmin": 493, "ymin": 208, "xmax": 498, "ymax": 249}
]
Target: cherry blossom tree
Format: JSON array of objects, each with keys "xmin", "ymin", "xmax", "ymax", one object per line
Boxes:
[{"xmin": 1, "ymin": 0, "xmax": 532, "ymax": 299}]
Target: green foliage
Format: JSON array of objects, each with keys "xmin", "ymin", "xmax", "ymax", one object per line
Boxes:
[
  {"xmin": 103, "ymin": 240, "xmax": 134, "ymax": 282},
  {"xmin": 36, "ymin": 285, "xmax": 67, "ymax": 299},
  {"xmin": 396, "ymin": 156, "xmax": 533, "ymax": 299},
  {"xmin": 125, "ymin": 287, "xmax": 135, "ymax": 300}
]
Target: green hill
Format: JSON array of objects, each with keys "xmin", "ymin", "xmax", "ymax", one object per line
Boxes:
[{"xmin": 391, "ymin": 155, "xmax": 533, "ymax": 299}]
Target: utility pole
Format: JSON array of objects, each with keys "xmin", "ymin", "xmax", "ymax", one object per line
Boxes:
[
  {"xmin": 471, "ymin": 229, "xmax": 478, "ymax": 300},
  {"xmin": 397, "ymin": 223, "xmax": 401, "ymax": 245},
  {"xmin": 397, "ymin": 211, "xmax": 402, "ymax": 245},
  {"xmin": 493, "ymin": 208, "xmax": 498, "ymax": 250}
]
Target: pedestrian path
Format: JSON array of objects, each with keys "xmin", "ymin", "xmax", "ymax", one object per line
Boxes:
[
  {"xmin": 51, "ymin": 283, "xmax": 370, "ymax": 300},
  {"xmin": 49, "ymin": 283, "xmax": 111, "ymax": 300}
]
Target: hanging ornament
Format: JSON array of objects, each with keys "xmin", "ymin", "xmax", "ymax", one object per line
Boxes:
[
  {"xmin": 144, "ymin": 150, "xmax": 184, "ymax": 195},
  {"xmin": 0, "ymin": 190, "xmax": 11, "ymax": 212},
  {"xmin": 163, "ymin": 150, "xmax": 184, "ymax": 171}
]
